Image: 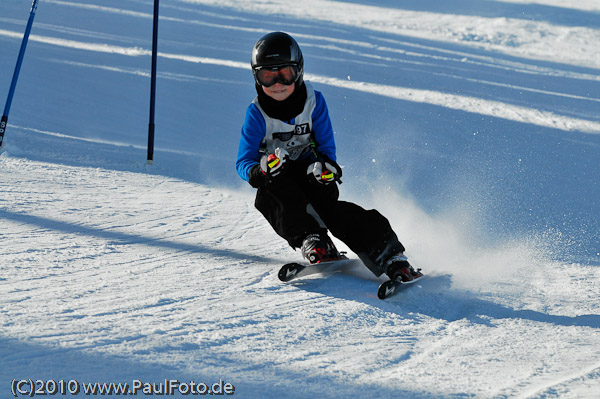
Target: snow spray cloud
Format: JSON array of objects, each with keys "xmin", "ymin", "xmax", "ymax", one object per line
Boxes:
[{"xmin": 360, "ymin": 187, "xmax": 578, "ymax": 292}]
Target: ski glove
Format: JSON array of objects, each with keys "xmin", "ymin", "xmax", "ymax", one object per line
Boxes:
[
  {"xmin": 248, "ymin": 164, "xmax": 266, "ymax": 188},
  {"xmin": 307, "ymin": 158, "xmax": 342, "ymax": 185},
  {"xmin": 260, "ymin": 147, "xmax": 289, "ymax": 181}
]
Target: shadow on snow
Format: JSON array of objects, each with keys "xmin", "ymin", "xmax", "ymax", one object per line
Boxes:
[{"xmin": 288, "ymin": 270, "xmax": 600, "ymax": 329}]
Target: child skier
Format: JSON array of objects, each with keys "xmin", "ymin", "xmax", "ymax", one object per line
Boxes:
[{"xmin": 236, "ymin": 31, "xmax": 421, "ymax": 282}]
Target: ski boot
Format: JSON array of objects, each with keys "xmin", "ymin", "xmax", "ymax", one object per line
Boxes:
[
  {"xmin": 385, "ymin": 253, "xmax": 423, "ymax": 282},
  {"xmin": 301, "ymin": 232, "xmax": 341, "ymax": 264}
]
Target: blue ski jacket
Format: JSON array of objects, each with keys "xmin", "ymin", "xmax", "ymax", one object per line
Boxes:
[{"xmin": 236, "ymin": 82, "xmax": 337, "ymax": 182}]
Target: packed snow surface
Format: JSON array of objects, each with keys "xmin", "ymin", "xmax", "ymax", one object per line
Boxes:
[{"xmin": 1, "ymin": 0, "xmax": 599, "ymax": 398}]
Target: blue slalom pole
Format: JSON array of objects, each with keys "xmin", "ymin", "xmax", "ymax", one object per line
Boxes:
[
  {"xmin": 147, "ymin": 0, "xmax": 159, "ymax": 164},
  {"xmin": 0, "ymin": 0, "xmax": 39, "ymax": 149}
]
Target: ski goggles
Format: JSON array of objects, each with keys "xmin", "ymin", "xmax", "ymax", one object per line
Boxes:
[{"xmin": 254, "ymin": 64, "xmax": 299, "ymax": 87}]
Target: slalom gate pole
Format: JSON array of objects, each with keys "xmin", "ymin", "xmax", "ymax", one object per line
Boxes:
[
  {"xmin": 147, "ymin": 0, "xmax": 159, "ymax": 165},
  {"xmin": 1, "ymin": 0, "xmax": 39, "ymax": 149}
]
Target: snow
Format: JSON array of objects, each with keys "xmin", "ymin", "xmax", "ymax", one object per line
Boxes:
[{"xmin": 1, "ymin": 0, "xmax": 599, "ymax": 398}]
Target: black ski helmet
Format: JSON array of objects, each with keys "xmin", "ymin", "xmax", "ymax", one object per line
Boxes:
[{"xmin": 251, "ymin": 32, "xmax": 304, "ymax": 86}]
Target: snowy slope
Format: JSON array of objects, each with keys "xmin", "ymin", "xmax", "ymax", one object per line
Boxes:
[{"xmin": 1, "ymin": 0, "xmax": 599, "ymax": 398}]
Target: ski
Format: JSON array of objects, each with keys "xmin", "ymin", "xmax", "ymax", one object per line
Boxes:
[
  {"xmin": 278, "ymin": 255, "xmax": 425, "ymax": 300},
  {"xmin": 377, "ymin": 271, "xmax": 424, "ymax": 300},
  {"xmin": 278, "ymin": 255, "xmax": 350, "ymax": 282}
]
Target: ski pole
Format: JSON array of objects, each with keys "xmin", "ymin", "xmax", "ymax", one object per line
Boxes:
[{"xmin": 1, "ymin": 0, "xmax": 39, "ymax": 149}]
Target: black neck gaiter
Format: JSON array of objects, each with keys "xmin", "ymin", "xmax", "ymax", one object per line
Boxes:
[{"xmin": 256, "ymin": 82, "xmax": 307, "ymax": 122}]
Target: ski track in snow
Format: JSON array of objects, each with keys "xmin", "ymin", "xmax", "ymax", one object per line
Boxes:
[{"xmin": 1, "ymin": 0, "xmax": 600, "ymax": 397}]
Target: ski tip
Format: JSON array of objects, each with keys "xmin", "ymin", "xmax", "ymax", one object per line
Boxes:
[
  {"xmin": 377, "ymin": 280, "xmax": 397, "ymax": 299},
  {"xmin": 278, "ymin": 263, "xmax": 303, "ymax": 282},
  {"xmin": 377, "ymin": 273, "xmax": 425, "ymax": 299}
]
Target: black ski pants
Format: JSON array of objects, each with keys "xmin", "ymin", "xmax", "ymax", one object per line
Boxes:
[{"xmin": 254, "ymin": 161, "xmax": 405, "ymax": 276}]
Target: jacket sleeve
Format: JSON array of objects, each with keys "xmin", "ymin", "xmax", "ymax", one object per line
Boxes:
[
  {"xmin": 236, "ymin": 103, "xmax": 266, "ymax": 182},
  {"xmin": 311, "ymin": 90, "xmax": 337, "ymax": 162}
]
